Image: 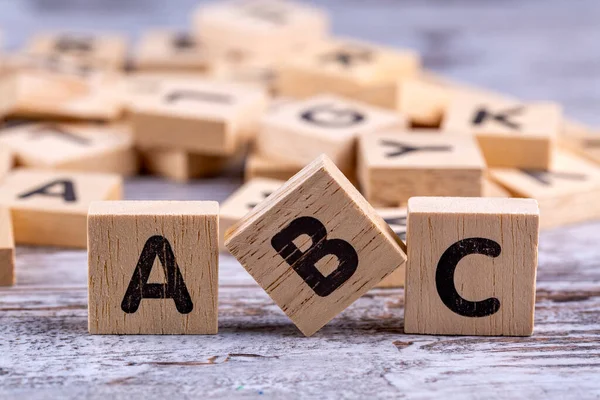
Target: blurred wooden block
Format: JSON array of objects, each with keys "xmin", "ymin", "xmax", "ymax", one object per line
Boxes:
[
  {"xmin": 278, "ymin": 38, "xmax": 420, "ymax": 106},
  {"xmin": 26, "ymin": 32, "xmax": 127, "ymax": 70},
  {"xmin": 257, "ymin": 95, "xmax": 405, "ymax": 175},
  {"xmin": 375, "ymin": 207, "xmax": 407, "ymax": 288},
  {"xmin": 193, "ymin": 0, "xmax": 328, "ymax": 60},
  {"xmin": 219, "ymin": 178, "xmax": 284, "ymax": 250},
  {"xmin": 358, "ymin": 131, "xmax": 485, "ymax": 207},
  {"xmin": 489, "ymin": 150, "xmax": 600, "ymax": 229},
  {"xmin": 0, "ymin": 145, "xmax": 13, "ymax": 179},
  {"xmin": 88, "ymin": 201, "xmax": 219, "ymax": 334},
  {"xmin": 559, "ymin": 119, "xmax": 600, "ymax": 165},
  {"xmin": 0, "ymin": 122, "xmax": 138, "ymax": 176},
  {"xmin": 443, "ymin": 94, "xmax": 561, "ymax": 169},
  {"xmin": 0, "ymin": 207, "xmax": 15, "ymax": 286},
  {"xmin": 0, "ymin": 169, "xmax": 122, "ymax": 248},
  {"xmin": 0, "ymin": 71, "xmax": 122, "ymax": 121},
  {"xmin": 140, "ymin": 148, "xmax": 229, "ymax": 182},
  {"xmin": 135, "ymin": 30, "xmax": 210, "ymax": 72},
  {"xmin": 405, "ymin": 197, "xmax": 539, "ymax": 336},
  {"xmin": 399, "ymin": 77, "xmax": 451, "ymax": 127},
  {"xmin": 225, "ymin": 155, "xmax": 407, "ymax": 336},
  {"xmin": 132, "ymin": 79, "xmax": 268, "ymax": 155},
  {"xmin": 483, "ymin": 177, "xmax": 511, "ymax": 198},
  {"xmin": 211, "ymin": 56, "xmax": 277, "ymax": 94},
  {"xmin": 244, "ymin": 151, "xmax": 303, "ymax": 182}
]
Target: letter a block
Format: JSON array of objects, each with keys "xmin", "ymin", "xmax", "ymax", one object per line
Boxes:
[
  {"xmin": 88, "ymin": 201, "xmax": 219, "ymax": 335},
  {"xmin": 225, "ymin": 155, "xmax": 407, "ymax": 336},
  {"xmin": 404, "ymin": 197, "xmax": 539, "ymax": 336}
]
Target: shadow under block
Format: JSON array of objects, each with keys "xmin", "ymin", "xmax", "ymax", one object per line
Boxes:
[
  {"xmin": 0, "ymin": 122, "xmax": 138, "ymax": 176},
  {"xmin": 374, "ymin": 207, "xmax": 407, "ymax": 288},
  {"xmin": 135, "ymin": 30, "xmax": 210, "ymax": 72},
  {"xmin": 88, "ymin": 201, "xmax": 219, "ymax": 334},
  {"xmin": 193, "ymin": 0, "xmax": 328, "ymax": 60},
  {"xmin": 256, "ymin": 95, "xmax": 406, "ymax": 174},
  {"xmin": 357, "ymin": 131, "xmax": 485, "ymax": 207},
  {"xmin": 405, "ymin": 197, "xmax": 540, "ymax": 336},
  {"xmin": 0, "ymin": 207, "xmax": 15, "ymax": 286},
  {"xmin": 442, "ymin": 95, "xmax": 561, "ymax": 169},
  {"xmin": 140, "ymin": 148, "xmax": 229, "ymax": 182},
  {"xmin": 219, "ymin": 178, "xmax": 284, "ymax": 250},
  {"xmin": 0, "ymin": 169, "xmax": 122, "ymax": 248},
  {"xmin": 131, "ymin": 79, "xmax": 268, "ymax": 155},
  {"xmin": 225, "ymin": 155, "xmax": 407, "ymax": 336},
  {"xmin": 488, "ymin": 150, "xmax": 600, "ymax": 229},
  {"xmin": 244, "ymin": 151, "xmax": 303, "ymax": 182},
  {"xmin": 277, "ymin": 38, "xmax": 420, "ymax": 108}
]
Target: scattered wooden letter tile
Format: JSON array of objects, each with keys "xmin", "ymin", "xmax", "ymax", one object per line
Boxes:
[
  {"xmin": 374, "ymin": 207, "xmax": 407, "ymax": 288},
  {"xmin": 277, "ymin": 38, "xmax": 419, "ymax": 106},
  {"xmin": 443, "ymin": 94, "xmax": 561, "ymax": 169},
  {"xmin": 357, "ymin": 130, "xmax": 485, "ymax": 207},
  {"xmin": 244, "ymin": 151, "xmax": 303, "ymax": 182},
  {"xmin": 193, "ymin": 0, "xmax": 328, "ymax": 60},
  {"xmin": 135, "ymin": 30, "xmax": 210, "ymax": 72},
  {"xmin": 404, "ymin": 197, "xmax": 540, "ymax": 336},
  {"xmin": 0, "ymin": 122, "xmax": 138, "ymax": 176},
  {"xmin": 225, "ymin": 155, "xmax": 407, "ymax": 336},
  {"xmin": 88, "ymin": 201, "xmax": 219, "ymax": 334},
  {"xmin": 140, "ymin": 148, "xmax": 229, "ymax": 182},
  {"xmin": 558, "ymin": 119, "xmax": 600, "ymax": 165},
  {"xmin": 256, "ymin": 94, "xmax": 406, "ymax": 175},
  {"xmin": 488, "ymin": 150, "xmax": 600, "ymax": 229},
  {"xmin": 398, "ymin": 77, "xmax": 451, "ymax": 128},
  {"xmin": 0, "ymin": 207, "xmax": 15, "ymax": 286},
  {"xmin": 211, "ymin": 56, "xmax": 277, "ymax": 94},
  {"xmin": 132, "ymin": 79, "xmax": 268, "ymax": 155},
  {"xmin": 25, "ymin": 32, "xmax": 127, "ymax": 70},
  {"xmin": 0, "ymin": 169, "xmax": 122, "ymax": 248},
  {"xmin": 219, "ymin": 178, "xmax": 284, "ymax": 249}
]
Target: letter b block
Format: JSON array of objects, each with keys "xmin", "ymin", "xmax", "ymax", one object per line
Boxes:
[
  {"xmin": 404, "ymin": 197, "xmax": 539, "ymax": 336},
  {"xmin": 225, "ymin": 155, "xmax": 407, "ymax": 336},
  {"xmin": 88, "ymin": 201, "xmax": 219, "ymax": 334}
]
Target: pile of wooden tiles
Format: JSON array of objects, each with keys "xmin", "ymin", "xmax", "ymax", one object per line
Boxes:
[{"xmin": 1, "ymin": 0, "xmax": 598, "ymax": 337}]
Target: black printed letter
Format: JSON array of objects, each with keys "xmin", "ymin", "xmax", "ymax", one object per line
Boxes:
[
  {"xmin": 301, "ymin": 104, "xmax": 365, "ymax": 128},
  {"xmin": 18, "ymin": 179, "xmax": 77, "ymax": 202},
  {"xmin": 472, "ymin": 106, "xmax": 524, "ymax": 130}
]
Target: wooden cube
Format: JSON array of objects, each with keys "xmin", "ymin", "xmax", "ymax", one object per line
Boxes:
[
  {"xmin": 0, "ymin": 207, "xmax": 15, "ymax": 286},
  {"xmin": 357, "ymin": 130, "xmax": 485, "ymax": 207},
  {"xmin": 244, "ymin": 151, "xmax": 303, "ymax": 182},
  {"xmin": 140, "ymin": 148, "xmax": 229, "ymax": 182},
  {"xmin": 256, "ymin": 95, "xmax": 405, "ymax": 174},
  {"xmin": 25, "ymin": 32, "xmax": 127, "ymax": 70},
  {"xmin": 219, "ymin": 178, "xmax": 284, "ymax": 249},
  {"xmin": 405, "ymin": 197, "xmax": 540, "ymax": 336},
  {"xmin": 277, "ymin": 38, "xmax": 419, "ymax": 106},
  {"xmin": 489, "ymin": 150, "xmax": 600, "ymax": 229},
  {"xmin": 375, "ymin": 207, "xmax": 407, "ymax": 288},
  {"xmin": 0, "ymin": 169, "xmax": 122, "ymax": 248},
  {"xmin": 225, "ymin": 155, "xmax": 407, "ymax": 336},
  {"xmin": 398, "ymin": 77, "xmax": 451, "ymax": 127},
  {"xmin": 0, "ymin": 122, "xmax": 138, "ymax": 176},
  {"xmin": 193, "ymin": 0, "xmax": 328, "ymax": 60},
  {"xmin": 443, "ymin": 94, "xmax": 561, "ymax": 169},
  {"xmin": 211, "ymin": 56, "xmax": 277, "ymax": 94},
  {"xmin": 131, "ymin": 79, "xmax": 268, "ymax": 155},
  {"xmin": 135, "ymin": 30, "xmax": 210, "ymax": 72},
  {"xmin": 559, "ymin": 119, "xmax": 600, "ymax": 165},
  {"xmin": 88, "ymin": 201, "xmax": 219, "ymax": 334}
]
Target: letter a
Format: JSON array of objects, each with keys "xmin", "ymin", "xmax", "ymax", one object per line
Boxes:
[
  {"xmin": 18, "ymin": 179, "xmax": 77, "ymax": 202},
  {"xmin": 121, "ymin": 235, "xmax": 193, "ymax": 314}
]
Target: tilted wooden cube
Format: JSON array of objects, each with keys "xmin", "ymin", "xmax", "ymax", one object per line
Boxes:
[
  {"xmin": 88, "ymin": 201, "xmax": 219, "ymax": 335},
  {"xmin": 225, "ymin": 155, "xmax": 407, "ymax": 336},
  {"xmin": 443, "ymin": 94, "xmax": 561, "ymax": 169},
  {"xmin": 358, "ymin": 130, "xmax": 485, "ymax": 206},
  {"xmin": 0, "ymin": 169, "xmax": 122, "ymax": 248},
  {"xmin": 404, "ymin": 197, "xmax": 539, "ymax": 336},
  {"xmin": 0, "ymin": 207, "xmax": 15, "ymax": 286}
]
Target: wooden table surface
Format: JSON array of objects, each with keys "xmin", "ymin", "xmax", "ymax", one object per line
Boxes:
[{"xmin": 1, "ymin": 1, "xmax": 600, "ymax": 398}]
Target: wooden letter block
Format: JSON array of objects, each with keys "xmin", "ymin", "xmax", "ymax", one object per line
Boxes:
[
  {"xmin": 135, "ymin": 30, "xmax": 210, "ymax": 72},
  {"xmin": 375, "ymin": 207, "xmax": 407, "ymax": 288},
  {"xmin": 405, "ymin": 197, "xmax": 539, "ymax": 336},
  {"xmin": 256, "ymin": 95, "xmax": 405, "ymax": 174},
  {"xmin": 140, "ymin": 148, "xmax": 229, "ymax": 182},
  {"xmin": 559, "ymin": 119, "xmax": 600, "ymax": 165},
  {"xmin": 443, "ymin": 94, "xmax": 561, "ymax": 169},
  {"xmin": 225, "ymin": 155, "xmax": 407, "ymax": 336},
  {"xmin": 0, "ymin": 122, "xmax": 138, "ymax": 176},
  {"xmin": 0, "ymin": 207, "xmax": 15, "ymax": 286},
  {"xmin": 88, "ymin": 201, "xmax": 218, "ymax": 334},
  {"xmin": 358, "ymin": 131, "xmax": 485, "ymax": 207},
  {"xmin": 489, "ymin": 150, "xmax": 600, "ymax": 229},
  {"xmin": 219, "ymin": 178, "xmax": 284, "ymax": 249},
  {"xmin": 244, "ymin": 151, "xmax": 303, "ymax": 182},
  {"xmin": 132, "ymin": 79, "xmax": 268, "ymax": 155},
  {"xmin": 0, "ymin": 169, "xmax": 122, "ymax": 248}
]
